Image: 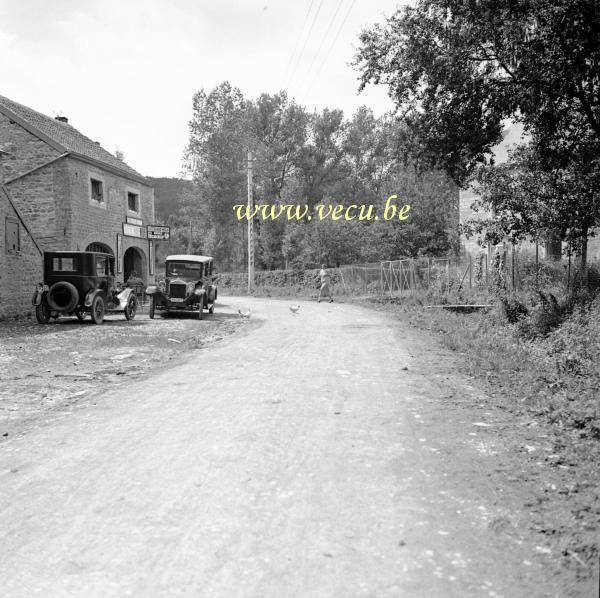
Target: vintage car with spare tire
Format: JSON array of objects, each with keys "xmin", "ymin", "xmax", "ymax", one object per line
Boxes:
[
  {"xmin": 145, "ymin": 254, "xmax": 217, "ymax": 320},
  {"xmin": 32, "ymin": 251, "xmax": 138, "ymax": 325}
]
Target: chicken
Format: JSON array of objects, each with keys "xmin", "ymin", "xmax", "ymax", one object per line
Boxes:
[
  {"xmin": 238, "ymin": 309, "xmax": 251, "ymax": 319},
  {"xmin": 289, "ymin": 305, "xmax": 300, "ymax": 315}
]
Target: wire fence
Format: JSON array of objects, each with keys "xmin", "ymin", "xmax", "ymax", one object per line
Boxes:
[
  {"xmin": 217, "ymin": 245, "xmax": 596, "ymax": 297},
  {"xmin": 337, "ymin": 256, "xmax": 489, "ymax": 296},
  {"xmin": 338, "ymin": 247, "xmax": 592, "ymax": 296}
]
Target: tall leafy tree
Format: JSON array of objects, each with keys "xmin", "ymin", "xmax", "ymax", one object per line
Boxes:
[
  {"xmin": 354, "ymin": 0, "xmax": 600, "ymax": 264},
  {"xmin": 184, "ymin": 82, "xmax": 248, "ymax": 269}
]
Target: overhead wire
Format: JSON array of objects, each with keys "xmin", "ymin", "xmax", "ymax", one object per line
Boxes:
[
  {"xmin": 286, "ymin": 0, "xmax": 326, "ymax": 97},
  {"xmin": 283, "ymin": 0, "xmax": 316, "ymax": 90},
  {"xmin": 300, "ymin": 0, "xmax": 347, "ymax": 92},
  {"xmin": 300, "ymin": 0, "xmax": 357, "ymax": 105}
]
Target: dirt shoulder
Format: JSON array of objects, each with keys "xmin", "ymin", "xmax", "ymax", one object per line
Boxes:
[
  {"xmin": 0, "ymin": 299, "xmax": 257, "ymax": 439},
  {"xmin": 361, "ymin": 297, "xmax": 599, "ymax": 587}
]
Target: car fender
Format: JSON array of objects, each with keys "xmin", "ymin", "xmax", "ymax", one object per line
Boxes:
[
  {"xmin": 32, "ymin": 285, "xmax": 49, "ymax": 306},
  {"xmin": 84, "ymin": 289, "xmax": 104, "ymax": 307},
  {"xmin": 193, "ymin": 287, "xmax": 207, "ymax": 304},
  {"xmin": 117, "ymin": 287, "xmax": 135, "ymax": 310},
  {"xmin": 145, "ymin": 285, "xmax": 159, "ymax": 295}
]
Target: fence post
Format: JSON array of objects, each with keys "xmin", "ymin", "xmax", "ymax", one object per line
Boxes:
[
  {"xmin": 427, "ymin": 258, "xmax": 431, "ymax": 290},
  {"xmin": 469, "ymin": 255, "xmax": 472, "ymax": 289},
  {"xmin": 485, "ymin": 253, "xmax": 489, "ymax": 287},
  {"xmin": 535, "ymin": 241, "xmax": 539, "ymax": 289},
  {"xmin": 511, "ymin": 244, "xmax": 516, "ymax": 290}
]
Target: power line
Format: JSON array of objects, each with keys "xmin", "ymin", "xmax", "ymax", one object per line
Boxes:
[
  {"xmin": 301, "ymin": 0, "xmax": 357, "ymax": 104},
  {"xmin": 301, "ymin": 0, "xmax": 347, "ymax": 88},
  {"xmin": 286, "ymin": 0, "xmax": 326, "ymax": 96},
  {"xmin": 283, "ymin": 0, "xmax": 316, "ymax": 89}
]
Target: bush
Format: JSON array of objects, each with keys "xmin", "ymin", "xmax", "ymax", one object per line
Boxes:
[
  {"xmin": 516, "ymin": 292, "xmax": 567, "ymax": 338},
  {"xmin": 498, "ymin": 295, "xmax": 528, "ymax": 323},
  {"xmin": 545, "ymin": 297, "xmax": 600, "ymax": 376}
]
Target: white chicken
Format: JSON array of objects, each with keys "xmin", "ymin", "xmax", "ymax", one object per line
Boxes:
[
  {"xmin": 289, "ymin": 305, "xmax": 300, "ymax": 315},
  {"xmin": 238, "ymin": 309, "xmax": 251, "ymax": 319}
]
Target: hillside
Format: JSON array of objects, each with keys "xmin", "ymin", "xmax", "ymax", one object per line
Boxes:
[{"xmin": 147, "ymin": 177, "xmax": 194, "ymax": 223}]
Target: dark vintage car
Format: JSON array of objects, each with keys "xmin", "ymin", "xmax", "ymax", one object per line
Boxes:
[
  {"xmin": 145, "ymin": 254, "xmax": 217, "ymax": 320},
  {"xmin": 32, "ymin": 251, "xmax": 137, "ymax": 325}
]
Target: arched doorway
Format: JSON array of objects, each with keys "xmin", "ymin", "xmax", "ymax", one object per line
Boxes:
[
  {"xmin": 86, "ymin": 242, "xmax": 114, "ymax": 255},
  {"xmin": 123, "ymin": 247, "xmax": 145, "ymax": 284}
]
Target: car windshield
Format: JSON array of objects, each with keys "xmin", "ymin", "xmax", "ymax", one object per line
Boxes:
[{"xmin": 166, "ymin": 261, "xmax": 203, "ymax": 279}]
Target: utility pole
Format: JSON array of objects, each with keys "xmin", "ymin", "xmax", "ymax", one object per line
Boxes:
[
  {"xmin": 247, "ymin": 149, "xmax": 255, "ymax": 292},
  {"xmin": 188, "ymin": 221, "xmax": 193, "ymax": 254}
]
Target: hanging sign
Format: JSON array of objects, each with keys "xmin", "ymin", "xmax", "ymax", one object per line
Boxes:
[{"xmin": 147, "ymin": 225, "xmax": 170, "ymax": 240}]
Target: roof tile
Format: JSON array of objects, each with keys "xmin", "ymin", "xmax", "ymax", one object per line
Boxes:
[{"xmin": 0, "ymin": 94, "xmax": 146, "ymax": 180}]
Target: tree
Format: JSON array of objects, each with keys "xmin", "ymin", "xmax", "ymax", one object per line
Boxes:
[
  {"xmin": 291, "ymin": 108, "xmax": 347, "ymax": 206},
  {"xmin": 354, "ymin": 0, "xmax": 600, "ymax": 264},
  {"xmin": 466, "ymin": 145, "xmax": 600, "ymax": 270},
  {"xmin": 184, "ymin": 82, "xmax": 248, "ymax": 269}
]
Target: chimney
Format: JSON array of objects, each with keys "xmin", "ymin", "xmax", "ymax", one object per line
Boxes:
[{"xmin": 55, "ymin": 116, "xmax": 68, "ymax": 124}]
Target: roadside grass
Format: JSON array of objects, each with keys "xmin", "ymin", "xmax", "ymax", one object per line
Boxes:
[
  {"xmin": 369, "ymin": 291, "xmax": 600, "ymax": 440},
  {"xmin": 367, "ymin": 288, "xmax": 600, "ymax": 571}
]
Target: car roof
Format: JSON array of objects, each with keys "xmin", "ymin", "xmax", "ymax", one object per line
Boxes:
[
  {"xmin": 44, "ymin": 251, "xmax": 112, "ymax": 257},
  {"xmin": 166, "ymin": 254, "xmax": 213, "ymax": 263}
]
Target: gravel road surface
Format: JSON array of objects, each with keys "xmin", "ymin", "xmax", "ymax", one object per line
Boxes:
[{"xmin": 0, "ymin": 297, "xmax": 589, "ymax": 597}]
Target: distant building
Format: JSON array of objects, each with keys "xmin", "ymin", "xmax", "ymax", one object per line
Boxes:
[{"xmin": 0, "ymin": 94, "xmax": 156, "ymax": 317}]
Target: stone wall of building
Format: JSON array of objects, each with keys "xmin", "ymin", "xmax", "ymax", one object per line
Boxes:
[
  {"xmin": 459, "ymin": 187, "xmax": 488, "ymax": 258},
  {"xmin": 67, "ymin": 158, "xmax": 155, "ymax": 284},
  {"xmin": 5, "ymin": 158, "xmax": 70, "ymax": 251},
  {"xmin": 0, "ymin": 187, "xmax": 42, "ymax": 319},
  {"xmin": 1, "ymin": 117, "xmax": 156, "ymax": 289},
  {"xmin": 0, "ymin": 112, "xmax": 60, "ymax": 182},
  {"xmin": 586, "ymin": 236, "xmax": 600, "ymax": 263}
]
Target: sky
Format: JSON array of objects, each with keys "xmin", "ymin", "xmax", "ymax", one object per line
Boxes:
[{"xmin": 0, "ymin": 0, "xmax": 406, "ymax": 178}]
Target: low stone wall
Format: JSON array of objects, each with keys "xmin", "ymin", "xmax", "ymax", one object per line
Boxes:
[{"xmin": 217, "ymin": 268, "xmax": 341, "ymax": 291}]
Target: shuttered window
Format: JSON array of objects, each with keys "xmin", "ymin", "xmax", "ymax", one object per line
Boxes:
[{"xmin": 5, "ymin": 217, "xmax": 19, "ymax": 254}]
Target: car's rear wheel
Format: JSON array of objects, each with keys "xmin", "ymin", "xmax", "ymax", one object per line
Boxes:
[
  {"xmin": 35, "ymin": 301, "xmax": 51, "ymax": 324},
  {"xmin": 209, "ymin": 301, "xmax": 215, "ymax": 314},
  {"xmin": 91, "ymin": 295, "xmax": 105, "ymax": 325},
  {"xmin": 148, "ymin": 296, "xmax": 155, "ymax": 319},
  {"xmin": 124, "ymin": 294, "xmax": 137, "ymax": 320},
  {"xmin": 47, "ymin": 281, "xmax": 79, "ymax": 313}
]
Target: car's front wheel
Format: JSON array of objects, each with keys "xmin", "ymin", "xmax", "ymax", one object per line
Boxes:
[
  {"xmin": 148, "ymin": 296, "xmax": 155, "ymax": 319},
  {"xmin": 198, "ymin": 299, "xmax": 204, "ymax": 320},
  {"xmin": 35, "ymin": 301, "xmax": 51, "ymax": 324},
  {"xmin": 208, "ymin": 301, "xmax": 215, "ymax": 314},
  {"xmin": 91, "ymin": 295, "xmax": 105, "ymax": 325},
  {"xmin": 124, "ymin": 294, "xmax": 137, "ymax": 320}
]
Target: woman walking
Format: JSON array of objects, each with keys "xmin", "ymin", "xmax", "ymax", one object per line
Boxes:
[{"xmin": 317, "ymin": 264, "xmax": 334, "ymax": 303}]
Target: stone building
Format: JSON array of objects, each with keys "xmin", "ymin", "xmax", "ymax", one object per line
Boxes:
[
  {"xmin": 0, "ymin": 94, "xmax": 156, "ymax": 313},
  {"xmin": 0, "ymin": 184, "xmax": 43, "ymax": 318}
]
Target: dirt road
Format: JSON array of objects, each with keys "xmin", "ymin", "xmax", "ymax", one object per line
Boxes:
[{"xmin": 0, "ymin": 297, "xmax": 591, "ymax": 597}]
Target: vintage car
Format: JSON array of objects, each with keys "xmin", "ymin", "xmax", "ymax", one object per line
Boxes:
[
  {"xmin": 32, "ymin": 251, "xmax": 138, "ymax": 325},
  {"xmin": 145, "ymin": 254, "xmax": 217, "ymax": 320}
]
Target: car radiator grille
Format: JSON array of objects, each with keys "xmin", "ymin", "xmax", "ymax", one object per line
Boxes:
[{"xmin": 169, "ymin": 282, "xmax": 187, "ymax": 299}]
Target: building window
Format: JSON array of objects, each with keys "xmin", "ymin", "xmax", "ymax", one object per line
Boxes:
[
  {"xmin": 127, "ymin": 191, "xmax": 140, "ymax": 214},
  {"xmin": 5, "ymin": 217, "xmax": 20, "ymax": 254},
  {"xmin": 89, "ymin": 176, "xmax": 105, "ymax": 206}
]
